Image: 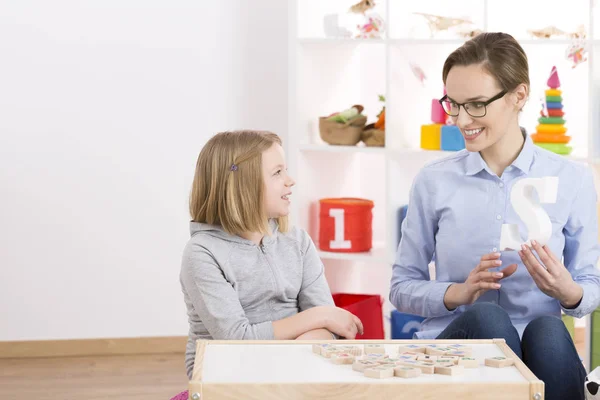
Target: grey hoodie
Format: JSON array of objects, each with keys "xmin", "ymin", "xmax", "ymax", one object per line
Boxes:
[{"xmin": 180, "ymin": 220, "xmax": 334, "ymax": 378}]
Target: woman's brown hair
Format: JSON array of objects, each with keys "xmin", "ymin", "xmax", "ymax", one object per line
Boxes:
[{"xmin": 442, "ymin": 32, "xmax": 530, "ymax": 96}]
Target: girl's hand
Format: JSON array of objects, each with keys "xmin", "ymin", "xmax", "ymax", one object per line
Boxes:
[
  {"xmin": 317, "ymin": 306, "xmax": 363, "ymax": 339},
  {"xmin": 295, "ymin": 328, "xmax": 335, "ymax": 340},
  {"xmin": 519, "ymin": 240, "xmax": 583, "ymax": 308}
]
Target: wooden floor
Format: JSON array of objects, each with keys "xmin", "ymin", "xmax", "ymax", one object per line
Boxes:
[
  {"xmin": 0, "ymin": 353, "xmax": 188, "ymax": 400},
  {"xmin": 0, "ymin": 331, "xmax": 586, "ymax": 400}
]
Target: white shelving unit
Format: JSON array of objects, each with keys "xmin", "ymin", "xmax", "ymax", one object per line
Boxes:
[{"xmin": 287, "ymin": 0, "xmax": 599, "ymax": 370}]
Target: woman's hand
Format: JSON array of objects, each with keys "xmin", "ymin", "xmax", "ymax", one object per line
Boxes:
[
  {"xmin": 444, "ymin": 252, "xmax": 517, "ymax": 310},
  {"xmin": 519, "ymin": 240, "xmax": 583, "ymax": 308}
]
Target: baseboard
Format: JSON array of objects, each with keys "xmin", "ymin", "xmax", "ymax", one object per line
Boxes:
[
  {"xmin": 0, "ymin": 336, "xmax": 187, "ymax": 359},
  {"xmin": 0, "ymin": 327, "xmax": 587, "ymax": 359}
]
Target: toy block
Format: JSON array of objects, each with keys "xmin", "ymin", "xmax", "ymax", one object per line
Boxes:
[
  {"xmin": 397, "ymin": 344, "xmax": 426, "ymax": 354},
  {"xmin": 378, "ymin": 361, "xmax": 400, "ymax": 369},
  {"xmin": 394, "ymin": 366, "xmax": 422, "ymax": 378},
  {"xmin": 431, "ymin": 99, "xmax": 447, "ymax": 124},
  {"xmin": 364, "ymin": 366, "xmax": 394, "ymax": 379},
  {"xmin": 457, "ymin": 357, "xmax": 479, "ymax": 368},
  {"xmin": 421, "ymin": 124, "xmax": 442, "ymax": 150},
  {"xmin": 414, "ymin": 362, "xmax": 436, "ymax": 375},
  {"xmin": 397, "ymin": 354, "xmax": 417, "ymax": 361},
  {"xmin": 382, "ymin": 357, "xmax": 412, "ymax": 368},
  {"xmin": 446, "ymin": 344, "xmax": 473, "ymax": 355},
  {"xmin": 426, "ymin": 346, "xmax": 452, "ymax": 356},
  {"xmin": 447, "ymin": 344, "xmax": 470, "ymax": 350},
  {"xmin": 364, "ymin": 344, "xmax": 386, "ymax": 355},
  {"xmin": 435, "ymin": 364, "xmax": 464, "ymax": 376},
  {"xmin": 445, "ymin": 350, "xmax": 472, "ymax": 357},
  {"xmin": 313, "ymin": 344, "xmax": 333, "ymax": 355},
  {"xmin": 439, "ymin": 355, "xmax": 459, "ymax": 364},
  {"xmin": 322, "ymin": 347, "xmax": 345, "ymax": 358},
  {"xmin": 485, "ymin": 357, "xmax": 514, "ymax": 368},
  {"xmin": 364, "ymin": 354, "xmax": 389, "ymax": 363},
  {"xmin": 424, "ymin": 344, "xmax": 438, "ymax": 354},
  {"xmin": 417, "ymin": 355, "xmax": 438, "ymax": 362},
  {"xmin": 399, "ymin": 360, "xmax": 435, "ymax": 374},
  {"xmin": 441, "ymin": 125, "xmax": 465, "ymax": 151},
  {"xmin": 384, "ymin": 357, "xmax": 402, "ymax": 363},
  {"xmin": 331, "ymin": 353, "xmax": 355, "ymax": 365},
  {"xmin": 312, "ymin": 344, "xmax": 322, "ymax": 354},
  {"xmin": 399, "ymin": 351, "xmax": 422, "ymax": 358},
  {"xmin": 352, "ymin": 359, "xmax": 380, "ymax": 372},
  {"xmin": 433, "ymin": 359, "xmax": 455, "ymax": 366},
  {"xmin": 338, "ymin": 346, "xmax": 362, "ymax": 356}
]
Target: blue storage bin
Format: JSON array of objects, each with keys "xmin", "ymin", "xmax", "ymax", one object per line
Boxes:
[
  {"xmin": 391, "ymin": 310, "xmax": 425, "ymax": 339},
  {"xmin": 441, "ymin": 125, "xmax": 465, "ymax": 151}
]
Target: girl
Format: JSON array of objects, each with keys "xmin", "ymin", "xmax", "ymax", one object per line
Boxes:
[
  {"xmin": 390, "ymin": 33, "xmax": 600, "ymax": 400},
  {"xmin": 180, "ymin": 130, "xmax": 363, "ymax": 379}
]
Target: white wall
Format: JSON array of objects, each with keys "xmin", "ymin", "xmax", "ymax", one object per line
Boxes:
[{"xmin": 0, "ymin": 0, "xmax": 289, "ymax": 340}]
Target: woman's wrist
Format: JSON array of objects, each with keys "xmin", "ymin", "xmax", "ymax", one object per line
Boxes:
[
  {"xmin": 443, "ymin": 283, "xmax": 465, "ymax": 310},
  {"xmin": 560, "ymin": 282, "xmax": 583, "ymax": 309}
]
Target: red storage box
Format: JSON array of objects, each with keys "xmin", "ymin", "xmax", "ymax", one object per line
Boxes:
[
  {"xmin": 318, "ymin": 198, "xmax": 374, "ymax": 252},
  {"xmin": 332, "ymin": 293, "xmax": 384, "ymax": 339}
]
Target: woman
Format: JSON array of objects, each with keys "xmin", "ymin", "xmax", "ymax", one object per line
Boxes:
[{"xmin": 390, "ymin": 33, "xmax": 600, "ymax": 400}]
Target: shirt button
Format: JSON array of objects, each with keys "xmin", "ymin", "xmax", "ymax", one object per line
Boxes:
[
  {"xmin": 499, "ymin": 182, "xmax": 504, "ymax": 188},
  {"xmin": 492, "ymin": 247, "xmax": 498, "ymax": 252},
  {"xmin": 496, "ymin": 215, "xmax": 502, "ymax": 220}
]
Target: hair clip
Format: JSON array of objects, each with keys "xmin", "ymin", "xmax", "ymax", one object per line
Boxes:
[{"xmin": 230, "ymin": 164, "xmax": 238, "ymax": 171}]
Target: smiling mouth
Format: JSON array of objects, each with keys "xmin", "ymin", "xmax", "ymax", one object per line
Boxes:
[
  {"xmin": 282, "ymin": 193, "xmax": 291, "ymax": 200},
  {"xmin": 463, "ymin": 127, "xmax": 484, "ymax": 140}
]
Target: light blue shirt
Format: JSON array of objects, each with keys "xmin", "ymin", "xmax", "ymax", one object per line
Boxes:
[{"xmin": 390, "ymin": 134, "xmax": 600, "ymax": 339}]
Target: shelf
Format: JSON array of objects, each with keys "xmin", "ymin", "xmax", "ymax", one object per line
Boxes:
[
  {"xmin": 389, "ymin": 39, "xmax": 467, "ymax": 45},
  {"xmin": 299, "ymin": 38, "xmax": 385, "ymax": 45},
  {"xmin": 517, "ymin": 39, "xmax": 594, "ymax": 45},
  {"xmin": 317, "ymin": 245, "xmax": 390, "ymax": 264},
  {"xmin": 291, "ymin": 0, "xmax": 600, "ymax": 357},
  {"xmin": 298, "ymin": 143, "xmax": 593, "ymax": 165},
  {"xmin": 299, "ymin": 38, "xmax": 600, "ymax": 46},
  {"xmin": 299, "ymin": 143, "xmax": 456, "ymax": 157},
  {"xmin": 298, "ymin": 38, "xmax": 474, "ymax": 46},
  {"xmin": 299, "ymin": 143, "xmax": 386, "ymax": 154}
]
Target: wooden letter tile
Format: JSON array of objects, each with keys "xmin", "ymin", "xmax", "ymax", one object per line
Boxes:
[
  {"xmin": 485, "ymin": 357, "xmax": 514, "ymax": 368},
  {"xmin": 331, "ymin": 353, "xmax": 355, "ymax": 365},
  {"xmin": 352, "ymin": 359, "xmax": 379, "ymax": 372},
  {"xmin": 435, "ymin": 364, "xmax": 464, "ymax": 376},
  {"xmin": 364, "ymin": 344, "xmax": 386, "ymax": 355},
  {"xmin": 364, "ymin": 366, "xmax": 394, "ymax": 379},
  {"xmin": 397, "ymin": 344, "xmax": 426, "ymax": 354},
  {"xmin": 394, "ymin": 366, "xmax": 422, "ymax": 378},
  {"xmin": 457, "ymin": 357, "xmax": 479, "ymax": 368}
]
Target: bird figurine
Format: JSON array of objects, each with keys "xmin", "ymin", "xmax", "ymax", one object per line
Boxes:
[
  {"xmin": 349, "ymin": 0, "xmax": 375, "ymax": 15},
  {"xmin": 412, "ymin": 13, "xmax": 473, "ymax": 37},
  {"xmin": 527, "ymin": 26, "xmax": 567, "ymax": 39}
]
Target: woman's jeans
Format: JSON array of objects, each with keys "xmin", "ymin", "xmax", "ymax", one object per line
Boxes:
[{"xmin": 437, "ymin": 302, "xmax": 586, "ymax": 400}]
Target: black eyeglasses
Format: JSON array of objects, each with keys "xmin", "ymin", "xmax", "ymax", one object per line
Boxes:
[{"xmin": 439, "ymin": 90, "xmax": 508, "ymax": 118}]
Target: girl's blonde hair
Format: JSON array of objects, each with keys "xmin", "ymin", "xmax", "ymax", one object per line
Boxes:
[
  {"xmin": 442, "ymin": 32, "xmax": 530, "ymax": 96},
  {"xmin": 190, "ymin": 130, "xmax": 288, "ymax": 235}
]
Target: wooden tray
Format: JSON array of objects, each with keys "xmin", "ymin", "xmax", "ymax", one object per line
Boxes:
[{"xmin": 189, "ymin": 339, "xmax": 544, "ymax": 400}]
